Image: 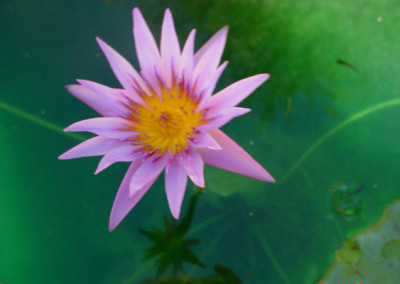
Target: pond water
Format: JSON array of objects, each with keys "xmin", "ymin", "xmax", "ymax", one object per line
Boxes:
[{"xmin": 1, "ymin": 0, "xmax": 399, "ymax": 283}]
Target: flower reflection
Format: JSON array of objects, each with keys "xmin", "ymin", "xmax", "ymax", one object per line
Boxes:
[
  {"xmin": 138, "ymin": 191, "xmax": 242, "ymax": 283},
  {"xmin": 139, "ymin": 191, "xmax": 204, "ymax": 276}
]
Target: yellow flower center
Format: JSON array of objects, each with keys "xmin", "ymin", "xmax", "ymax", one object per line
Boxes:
[{"xmin": 128, "ymin": 82, "xmax": 204, "ymax": 155}]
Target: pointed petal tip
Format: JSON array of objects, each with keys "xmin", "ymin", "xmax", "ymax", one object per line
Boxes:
[
  {"xmin": 58, "ymin": 153, "xmax": 67, "ymax": 160},
  {"xmin": 220, "ymin": 60, "xmax": 229, "ymax": 68},
  {"xmin": 108, "ymin": 161, "xmax": 151, "ymax": 233},
  {"xmin": 262, "ymin": 172, "xmax": 276, "ymax": 183},
  {"xmin": 108, "ymin": 200, "xmax": 127, "ymax": 232},
  {"xmin": 262, "ymin": 73, "xmax": 270, "ymax": 81},
  {"xmin": 171, "ymin": 209, "xmax": 180, "ymax": 220},
  {"xmin": 108, "ymin": 221, "xmax": 117, "ymax": 232},
  {"xmin": 133, "ymin": 7, "xmax": 143, "ymax": 21},
  {"xmin": 96, "ymin": 37, "xmax": 110, "ymax": 53},
  {"xmin": 253, "ymin": 73, "xmax": 270, "ymax": 84},
  {"xmin": 194, "ymin": 179, "xmax": 205, "ymax": 188},
  {"xmin": 75, "ymin": 79, "xmax": 86, "ymax": 85},
  {"xmin": 198, "ymin": 129, "xmax": 276, "ymax": 183},
  {"xmin": 216, "ymin": 26, "xmax": 229, "ymax": 41},
  {"xmin": 96, "ymin": 37, "xmax": 114, "ymax": 53},
  {"xmin": 96, "ymin": 37, "xmax": 110, "ymax": 54},
  {"xmin": 58, "ymin": 148, "xmax": 81, "ymax": 160},
  {"xmin": 95, "ymin": 36, "xmax": 103, "ymax": 45},
  {"xmin": 64, "ymin": 84, "xmax": 81, "ymax": 93},
  {"xmin": 187, "ymin": 29, "xmax": 197, "ymax": 40},
  {"xmin": 63, "ymin": 125, "xmax": 74, "ymax": 132},
  {"xmin": 253, "ymin": 167, "xmax": 275, "ymax": 183},
  {"xmin": 165, "ymin": 158, "xmax": 187, "ymax": 221}
]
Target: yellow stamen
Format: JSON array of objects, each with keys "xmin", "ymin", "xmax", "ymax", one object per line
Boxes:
[{"xmin": 127, "ymin": 82, "xmax": 204, "ymax": 155}]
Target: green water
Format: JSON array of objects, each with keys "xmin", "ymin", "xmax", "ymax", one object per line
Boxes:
[{"xmin": 1, "ymin": 0, "xmax": 399, "ymax": 283}]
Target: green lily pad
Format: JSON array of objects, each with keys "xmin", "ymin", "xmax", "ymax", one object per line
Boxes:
[{"xmin": 319, "ymin": 199, "xmax": 400, "ymax": 283}]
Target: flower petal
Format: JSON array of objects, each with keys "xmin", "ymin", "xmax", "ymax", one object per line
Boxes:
[
  {"xmin": 197, "ymin": 129, "xmax": 275, "ymax": 182},
  {"xmin": 165, "ymin": 158, "xmax": 188, "ymax": 219},
  {"xmin": 65, "ymin": 84, "xmax": 119, "ymax": 117},
  {"xmin": 196, "ymin": 61, "xmax": 228, "ymax": 110},
  {"xmin": 75, "ymin": 80, "xmax": 129, "ymax": 116},
  {"xmin": 133, "ymin": 8, "xmax": 161, "ymax": 89},
  {"xmin": 206, "ymin": 74, "xmax": 269, "ymax": 114},
  {"xmin": 180, "ymin": 29, "xmax": 196, "ymax": 81},
  {"xmin": 64, "ymin": 117, "xmax": 136, "ymax": 138},
  {"xmin": 58, "ymin": 136, "xmax": 121, "ymax": 160},
  {"xmin": 109, "ymin": 161, "xmax": 156, "ymax": 231},
  {"xmin": 179, "ymin": 150, "xmax": 205, "ymax": 188},
  {"xmin": 130, "ymin": 155, "xmax": 167, "ymax": 195},
  {"xmin": 198, "ymin": 107, "xmax": 251, "ymax": 131},
  {"xmin": 193, "ymin": 27, "xmax": 228, "ymax": 86},
  {"xmin": 194, "ymin": 26, "xmax": 228, "ymax": 66},
  {"xmin": 96, "ymin": 37, "xmax": 147, "ymax": 105},
  {"xmin": 95, "ymin": 145, "xmax": 140, "ymax": 174},
  {"xmin": 160, "ymin": 8, "xmax": 180, "ymax": 86},
  {"xmin": 190, "ymin": 132, "xmax": 221, "ymax": 150}
]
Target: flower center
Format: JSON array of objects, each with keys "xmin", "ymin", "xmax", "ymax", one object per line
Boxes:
[
  {"xmin": 156, "ymin": 110, "xmax": 185, "ymax": 136},
  {"xmin": 128, "ymin": 83, "xmax": 204, "ymax": 156}
]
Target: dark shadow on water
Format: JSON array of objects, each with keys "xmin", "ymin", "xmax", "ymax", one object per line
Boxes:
[{"xmin": 131, "ymin": 191, "xmax": 242, "ymax": 283}]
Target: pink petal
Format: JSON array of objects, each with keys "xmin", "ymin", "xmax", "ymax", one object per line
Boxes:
[
  {"xmin": 75, "ymin": 80, "xmax": 129, "ymax": 116},
  {"xmin": 165, "ymin": 158, "xmax": 188, "ymax": 219},
  {"xmin": 129, "ymin": 155, "xmax": 167, "ymax": 195},
  {"xmin": 198, "ymin": 107, "xmax": 251, "ymax": 131},
  {"xmin": 193, "ymin": 27, "xmax": 228, "ymax": 87},
  {"xmin": 194, "ymin": 26, "xmax": 228, "ymax": 66},
  {"xmin": 58, "ymin": 136, "xmax": 121, "ymax": 160},
  {"xmin": 64, "ymin": 117, "xmax": 136, "ymax": 138},
  {"xmin": 95, "ymin": 145, "xmax": 139, "ymax": 174},
  {"xmin": 179, "ymin": 150, "xmax": 205, "ymax": 188},
  {"xmin": 197, "ymin": 129, "xmax": 275, "ymax": 182},
  {"xmin": 65, "ymin": 84, "xmax": 122, "ymax": 117},
  {"xmin": 196, "ymin": 61, "xmax": 228, "ymax": 110},
  {"xmin": 190, "ymin": 132, "xmax": 221, "ymax": 150},
  {"xmin": 109, "ymin": 161, "xmax": 156, "ymax": 231},
  {"xmin": 133, "ymin": 8, "xmax": 161, "ymax": 89},
  {"xmin": 160, "ymin": 8, "xmax": 180, "ymax": 86},
  {"xmin": 96, "ymin": 37, "xmax": 146, "ymax": 105},
  {"xmin": 180, "ymin": 29, "xmax": 196, "ymax": 81},
  {"xmin": 206, "ymin": 74, "xmax": 269, "ymax": 114}
]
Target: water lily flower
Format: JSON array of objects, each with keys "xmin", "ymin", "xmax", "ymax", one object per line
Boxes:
[{"xmin": 59, "ymin": 8, "xmax": 275, "ymax": 231}]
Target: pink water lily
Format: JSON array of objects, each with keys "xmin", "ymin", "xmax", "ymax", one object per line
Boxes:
[{"xmin": 59, "ymin": 8, "xmax": 275, "ymax": 231}]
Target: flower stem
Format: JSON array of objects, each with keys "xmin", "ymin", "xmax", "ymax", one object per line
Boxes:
[
  {"xmin": 0, "ymin": 100, "xmax": 86, "ymax": 142},
  {"xmin": 254, "ymin": 227, "xmax": 291, "ymax": 284},
  {"xmin": 280, "ymin": 97, "xmax": 400, "ymax": 184}
]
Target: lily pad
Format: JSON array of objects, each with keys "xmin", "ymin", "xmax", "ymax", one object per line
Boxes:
[{"xmin": 319, "ymin": 199, "xmax": 400, "ymax": 283}]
